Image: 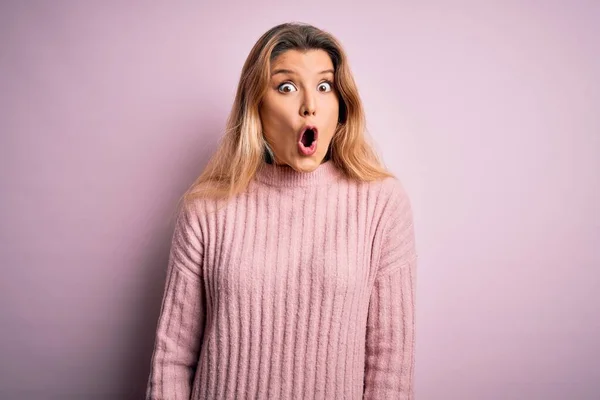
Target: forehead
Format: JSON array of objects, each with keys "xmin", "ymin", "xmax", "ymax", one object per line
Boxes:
[{"xmin": 271, "ymin": 49, "xmax": 334, "ymax": 73}]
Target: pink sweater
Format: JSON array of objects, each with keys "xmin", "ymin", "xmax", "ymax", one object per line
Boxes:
[{"xmin": 146, "ymin": 160, "xmax": 418, "ymax": 399}]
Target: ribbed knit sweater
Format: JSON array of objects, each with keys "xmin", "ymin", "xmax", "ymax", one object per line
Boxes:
[{"xmin": 146, "ymin": 159, "xmax": 418, "ymax": 400}]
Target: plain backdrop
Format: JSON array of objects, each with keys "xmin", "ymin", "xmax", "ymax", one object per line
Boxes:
[{"xmin": 1, "ymin": 1, "xmax": 598, "ymax": 399}]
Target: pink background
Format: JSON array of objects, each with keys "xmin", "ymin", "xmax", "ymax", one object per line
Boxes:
[{"xmin": 1, "ymin": 2, "xmax": 599, "ymax": 399}]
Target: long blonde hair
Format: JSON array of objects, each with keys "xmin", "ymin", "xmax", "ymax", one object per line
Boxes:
[{"xmin": 179, "ymin": 22, "xmax": 394, "ymax": 212}]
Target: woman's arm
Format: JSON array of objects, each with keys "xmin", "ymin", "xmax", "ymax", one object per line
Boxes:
[
  {"xmin": 146, "ymin": 203, "xmax": 206, "ymax": 400},
  {"xmin": 364, "ymin": 181, "xmax": 418, "ymax": 399}
]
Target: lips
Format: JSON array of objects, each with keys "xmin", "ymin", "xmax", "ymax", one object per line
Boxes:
[
  {"xmin": 298, "ymin": 125, "xmax": 319, "ymax": 147},
  {"xmin": 297, "ymin": 125, "xmax": 318, "ymax": 156}
]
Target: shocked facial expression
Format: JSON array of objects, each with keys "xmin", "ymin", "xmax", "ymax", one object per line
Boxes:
[{"xmin": 259, "ymin": 49, "xmax": 339, "ymax": 172}]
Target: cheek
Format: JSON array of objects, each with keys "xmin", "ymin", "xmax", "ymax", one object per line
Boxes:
[
  {"xmin": 261, "ymin": 97, "xmax": 291, "ymax": 127},
  {"xmin": 324, "ymin": 98, "xmax": 340, "ymax": 129},
  {"xmin": 260, "ymin": 97, "xmax": 293, "ymax": 146}
]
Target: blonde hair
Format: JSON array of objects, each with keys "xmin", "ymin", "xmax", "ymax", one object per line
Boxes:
[{"xmin": 178, "ymin": 22, "xmax": 394, "ymax": 212}]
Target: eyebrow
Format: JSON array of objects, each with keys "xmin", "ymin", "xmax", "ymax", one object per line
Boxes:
[{"xmin": 271, "ymin": 68, "xmax": 335, "ymax": 77}]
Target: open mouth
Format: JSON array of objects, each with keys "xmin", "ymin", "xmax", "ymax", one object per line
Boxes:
[
  {"xmin": 301, "ymin": 128, "xmax": 316, "ymax": 147},
  {"xmin": 298, "ymin": 125, "xmax": 318, "ymax": 156}
]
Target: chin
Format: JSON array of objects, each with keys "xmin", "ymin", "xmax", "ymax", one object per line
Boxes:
[{"xmin": 289, "ymin": 155, "xmax": 325, "ymax": 172}]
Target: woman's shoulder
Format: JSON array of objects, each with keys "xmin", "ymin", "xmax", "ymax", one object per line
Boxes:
[
  {"xmin": 360, "ymin": 175, "xmax": 413, "ymax": 227},
  {"xmin": 177, "ymin": 193, "xmax": 226, "ymax": 220},
  {"xmin": 361, "ymin": 174, "xmax": 411, "ymax": 205}
]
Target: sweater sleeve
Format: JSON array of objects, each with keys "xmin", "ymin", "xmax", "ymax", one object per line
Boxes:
[
  {"xmin": 364, "ymin": 180, "xmax": 418, "ymax": 399},
  {"xmin": 146, "ymin": 202, "xmax": 207, "ymax": 400}
]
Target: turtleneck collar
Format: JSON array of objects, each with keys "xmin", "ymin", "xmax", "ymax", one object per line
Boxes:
[{"xmin": 254, "ymin": 159, "xmax": 342, "ymax": 188}]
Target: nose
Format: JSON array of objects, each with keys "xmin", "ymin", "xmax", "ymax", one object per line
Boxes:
[{"xmin": 300, "ymin": 92, "xmax": 316, "ymax": 117}]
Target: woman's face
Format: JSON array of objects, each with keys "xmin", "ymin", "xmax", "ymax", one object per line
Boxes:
[{"xmin": 259, "ymin": 49, "xmax": 339, "ymax": 172}]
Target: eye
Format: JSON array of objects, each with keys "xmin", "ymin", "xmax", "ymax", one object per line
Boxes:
[
  {"xmin": 318, "ymin": 81, "xmax": 333, "ymax": 92},
  {"xmin": 278, "ymin": 82, "xmax": 297, "ymax": 93}
]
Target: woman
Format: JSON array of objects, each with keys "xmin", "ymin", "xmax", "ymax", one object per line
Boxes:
[{"xmin": 146, "ymin": 22, "xmax": 418, "ymax": 400}]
